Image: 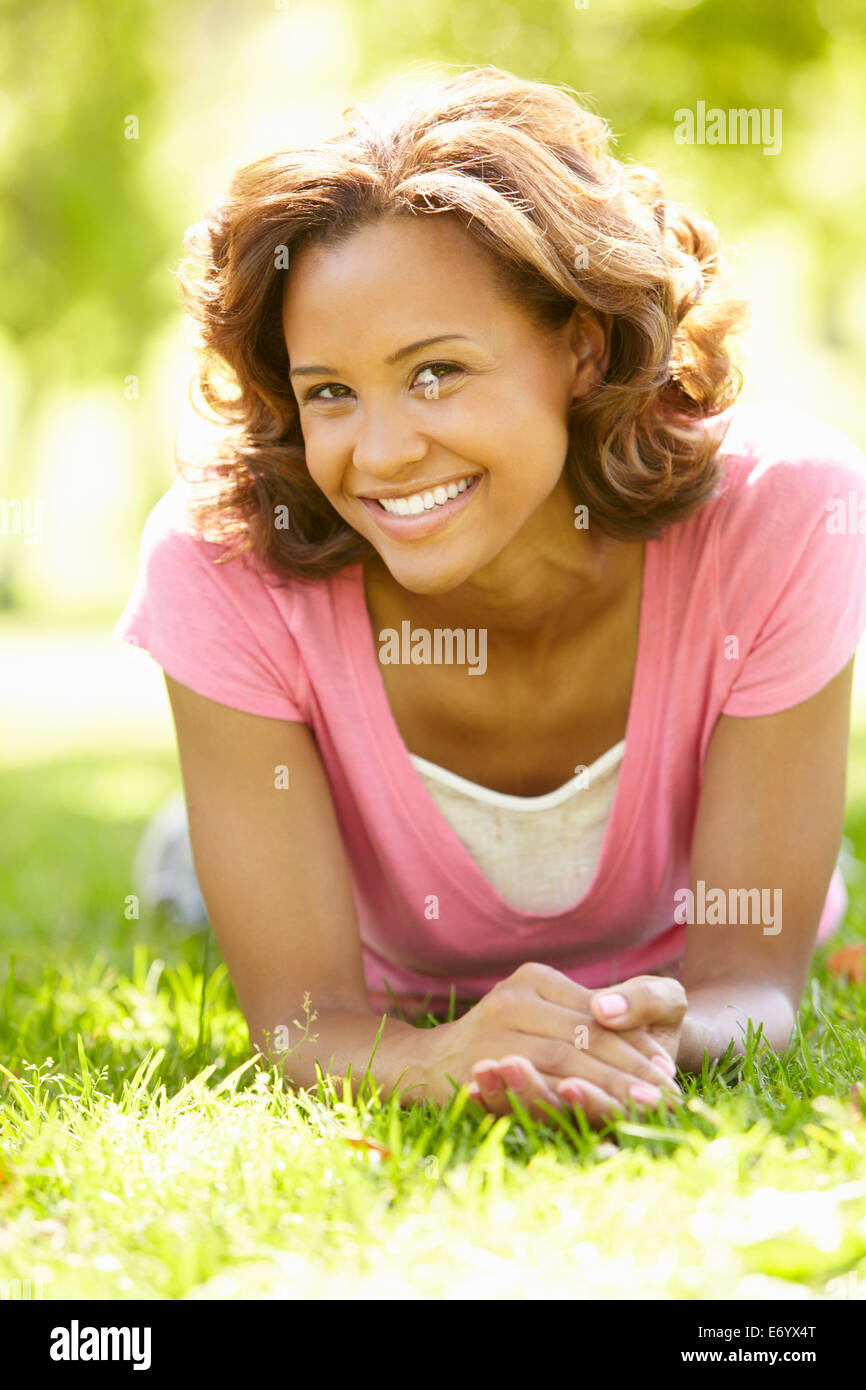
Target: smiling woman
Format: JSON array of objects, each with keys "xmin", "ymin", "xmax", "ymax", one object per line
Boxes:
[
  {"xmin": 114, "ymin": 64, "xmax": 866, "ymax": 1128},
  {"xmin": 174, "ymin": 65, "xmax": 746, "ymax": 579}
]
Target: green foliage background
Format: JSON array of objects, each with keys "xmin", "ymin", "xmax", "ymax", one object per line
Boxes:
[
  {"xmin": 2, "ymin": 3, "xmax": 866, "ymax": 1302},
  {"xmin": 1, "ymin": 0, "xmax": 865, "ymax": 616}
]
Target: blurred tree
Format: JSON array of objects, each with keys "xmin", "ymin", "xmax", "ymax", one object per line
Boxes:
[{"xmin": 1, "ymin": 0, "xmax": 864, "ymax": 615}]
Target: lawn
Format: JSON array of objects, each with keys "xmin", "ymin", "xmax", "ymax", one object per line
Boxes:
[{"xmin": 2, "ymin": 633, "xmax": 866, "ymax": 1300}]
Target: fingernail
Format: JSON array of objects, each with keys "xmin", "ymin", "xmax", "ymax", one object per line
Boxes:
[
  {"xmin": 500, "ymin": 1063, "xmax": 524, "ymax": 1090},
  {"xmin": 596, "ymin": 993, "xmax": 628, "ymax": 1018},
  {"xmin": 629, "ymin": 1082, "xmax": 662, "ymax": 1104},
  {"xmin": 476, "ymin": 1066, "xmax": 499, "ymax": 1094},
  {"xmin": 652, "ymin": 1053, "xmax": 677, "ymax": 1077},
  {"xmin": 560, "ymin": 1081, "xmax": 585, "ymax": 1104}
]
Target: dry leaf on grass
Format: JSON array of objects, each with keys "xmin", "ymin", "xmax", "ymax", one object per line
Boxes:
[
  {"xmin": 826, "ymin": 945, "xmax": 866, "ymax": 982},
  {"xmin": 344, "ymin": 1136, "xmax": 392, "ymax": 1159}
]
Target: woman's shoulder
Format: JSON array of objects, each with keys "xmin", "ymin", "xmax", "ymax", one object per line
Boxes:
[
  {"xmin": 714, "ymin": 402, "xmax": 866, "ymax": 517},
  {"xmin": 704, "ymin": 405, "xmax": 866, "ymax": 717},
  {"xmin": 116, "ymin": 480, "xmax": 340, "ymax": 722},
  {"xmin": 704, "ymin": 401, "xmax": 866, "ymax": 604},
  {"xmin": 661, "ymin": 402, "xmax": 866, "ymax": 587},
  {"xmin": 136, "ymin": 479, "xmax": 350, "ymax": 611},
  {"xmin": 135, "ymin": 479, "xmax": 224, "ymax": 567},
  {"xmin": 140, "ymin": 479, "xmax": 254, "ymax": 558}
]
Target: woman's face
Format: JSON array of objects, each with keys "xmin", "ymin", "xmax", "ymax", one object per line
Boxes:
[{"xmin": 282, "ymin": 211, "xmax": 605, "ymax": 596}]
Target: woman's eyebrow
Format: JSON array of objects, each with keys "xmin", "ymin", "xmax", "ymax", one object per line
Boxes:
[{"xmin": 288, "ymin": 334, "xmax": 476, "ymax": 378}]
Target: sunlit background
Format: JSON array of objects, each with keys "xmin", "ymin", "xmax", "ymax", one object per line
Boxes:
[
  {"xmin": 3, "ymin": 0, "xmax": 866, "ymax": 766},
  {"xmin": 4, "ymin": 2, "xmax": 866, "ymax": 1306}
]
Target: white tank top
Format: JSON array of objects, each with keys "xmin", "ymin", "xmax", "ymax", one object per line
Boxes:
[{"xmin": 407, "ymin": 740, "xmax": 625, "ymax": 913}]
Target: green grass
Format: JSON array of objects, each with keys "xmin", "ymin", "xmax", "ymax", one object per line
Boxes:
[{"xmin": 3, "ymin": 745, "xmax": 866, "ymax": 1299}]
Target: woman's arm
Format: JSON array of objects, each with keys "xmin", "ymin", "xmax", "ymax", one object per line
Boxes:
[
  {"xmin": 675, "ymin": 980, "xmax": 794, "ymax": 1072},
  {"xmin": 163, "ymin": 674, "xmax": 438, "ymax": 1105},
  {"xmin": 676, "ymin": 655, "xmax": 856, "ymax": 1072},
  {"xmin": 164, "ymin": 675, "xmax": 683, "ymax": 1120}
]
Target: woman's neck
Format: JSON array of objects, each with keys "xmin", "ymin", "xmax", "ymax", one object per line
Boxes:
[{"xmin": 364, "ymin": 527, "xmax": 644, "ymax": 663}]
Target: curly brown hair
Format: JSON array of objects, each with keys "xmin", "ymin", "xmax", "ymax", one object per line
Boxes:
[{"xmin": 175, "ymin": 63, "xmax": 748, "ymax": 583}]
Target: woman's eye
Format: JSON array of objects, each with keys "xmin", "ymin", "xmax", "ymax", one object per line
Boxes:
[
  {"xmin": 414, "ymin": 362, "xmax": 461, "ymax": 390},
  {"xmin": 302, "ymin": 361, "xmax": 461, "ymax": 404},
  {"xmin": 304, "ymin": 382, "xmax": 350, "ymax": 401}
]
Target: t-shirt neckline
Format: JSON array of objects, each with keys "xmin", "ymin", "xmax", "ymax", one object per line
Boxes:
[{"xmin": 343, "ymin": 536, "xmax": 663, "ymax": 928}]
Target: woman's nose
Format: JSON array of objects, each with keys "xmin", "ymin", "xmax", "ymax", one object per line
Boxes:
[{"xmin": 351, "ymin": 400, "xmax": 429, "ymax": 479}]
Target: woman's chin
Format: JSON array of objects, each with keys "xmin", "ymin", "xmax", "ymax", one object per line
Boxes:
[{"xmin": 376, "ymin": 551, "xmax": 484, "ymax": 596}]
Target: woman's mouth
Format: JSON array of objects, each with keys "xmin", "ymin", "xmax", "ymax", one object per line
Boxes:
[{"xmin": 357, "ymin": 474, "xmax": 483, "ymax": 539}]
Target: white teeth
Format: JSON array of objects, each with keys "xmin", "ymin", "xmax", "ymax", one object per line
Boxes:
[{"xmin": 376, "ymin": 475, "xmax": 478, "ymax": 514}]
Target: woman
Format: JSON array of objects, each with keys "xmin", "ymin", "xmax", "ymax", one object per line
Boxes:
[{"xmin": 115, "ymin": 65, "xmax": 866, "ymax": 1128}]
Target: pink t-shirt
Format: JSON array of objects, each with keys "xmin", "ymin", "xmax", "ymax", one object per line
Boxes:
[{"xmin": 113, "ymin": 404, "xmax": 866, "ymax": 1018}]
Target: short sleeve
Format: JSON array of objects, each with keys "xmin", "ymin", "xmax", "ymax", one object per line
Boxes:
[
  {"xmin": 113, "ymin": 485, "xmax": 309, "ymax": 722},
  {"xmin": 718, "ymin": 410, "xmax": 866, "ymax": 717}
]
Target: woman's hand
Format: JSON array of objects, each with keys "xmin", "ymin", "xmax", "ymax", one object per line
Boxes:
[
  {"xmin": 424, "ymin": 961, "xmax": 683, "ymax": 1128},
  {"xmin": 587, "ymin": 973, "xmax": 688, "ymax": 1076},
  {"xmin": 466, "ymin": 973, "xmax": 689, "ymax": 1126}
]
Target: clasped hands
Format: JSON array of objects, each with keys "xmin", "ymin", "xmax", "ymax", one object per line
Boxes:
[{"xmin": 463, "ymin": 964, "xmax": 688, "ymax": 1128}]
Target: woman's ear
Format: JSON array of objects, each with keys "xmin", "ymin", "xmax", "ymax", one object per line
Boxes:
[{"xmin": 569, "ymin": 309, "xmax": 612, "ymax": 402}]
